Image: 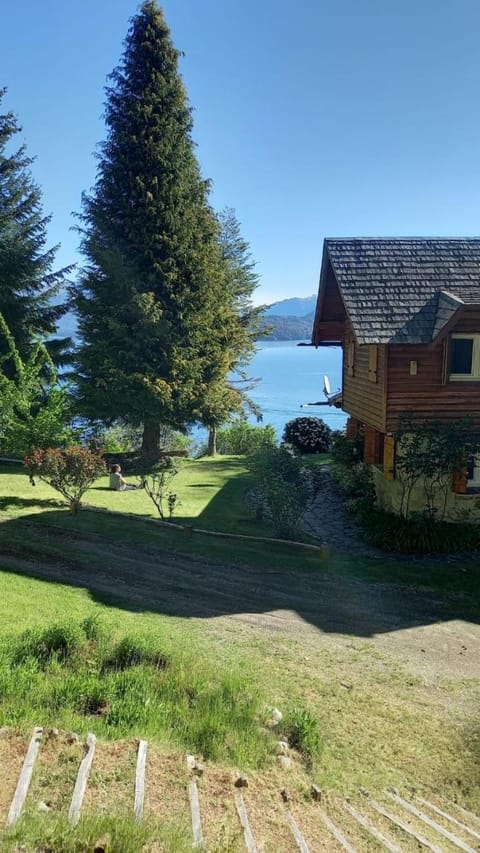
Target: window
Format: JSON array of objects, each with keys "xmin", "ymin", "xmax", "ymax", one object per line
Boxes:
[
  {"xmin": 449, "ymin": 334, "xmax": 480, "ymax": 380},
  {"xmin": 467, "ymin": 454, "xmax": 480, "ymax": 485}
]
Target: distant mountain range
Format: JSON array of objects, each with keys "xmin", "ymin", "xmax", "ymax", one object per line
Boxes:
[
  {"xmin": 56, "ymin": 294, "xmax": 318, "ymax": 343},
  {"xmin": 260, "ymin": 294, "xmax": 316, "ymax": 341}
]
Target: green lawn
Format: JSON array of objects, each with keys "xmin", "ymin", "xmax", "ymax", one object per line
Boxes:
[{"xmin": 0, "ymin": 456, "xmax": 479, "ymax": 825}]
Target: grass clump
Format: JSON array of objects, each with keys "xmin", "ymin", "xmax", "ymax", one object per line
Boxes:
[
  {"xmin": 0, "ymin": 619, "xmax": 275, "ymax": 768},
  {"xmin": 11, "ymin": 622, "xmax": 85, "ymax": 667},
  {"xmin": 102, "ymin": 634, "xmax": 168, "ymax": 672},
  {"xmin": 3, "ymin": 812, "xmax": 192, "ymax": 853},
  {"xmin": 282, "ymin": 707, "xmax": 322, "ymax": 768}
]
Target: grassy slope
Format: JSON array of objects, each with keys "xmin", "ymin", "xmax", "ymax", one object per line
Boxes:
[{"xmin": 0, "ymin": 457, "xmax": 479, "ymax": 831}]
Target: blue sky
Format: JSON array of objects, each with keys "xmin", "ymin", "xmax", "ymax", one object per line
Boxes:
[{"xmin": 2, "ymin": 0, "xmax": 480, "ymax": 304}]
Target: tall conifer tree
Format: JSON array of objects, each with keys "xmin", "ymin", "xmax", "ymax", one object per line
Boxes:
[
  {"xmin": 200, "ymin": 208, "xmax": 262, "ymax": 454},
  {"xmin": 0, "ymin": 89, "xmax": 71, "ymax": 374},
  {"xmin": 72, "ymin": 1, "xmax": 236, "ymax": 452}
]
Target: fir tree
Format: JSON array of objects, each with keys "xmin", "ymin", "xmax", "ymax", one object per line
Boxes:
[
  {"xmin": 200, "ymin": 208, "xmax": 262, "ymax": 455},
  {"xmin": 72, "ymin": 1, "xmax": 236, "ymax": 453},
  {"xmin": 0, "ymin": 89, "xmax": 71, "ymax": 374}
]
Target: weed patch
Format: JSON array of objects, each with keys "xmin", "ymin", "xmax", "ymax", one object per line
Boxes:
[
  {"xmin": 102, "ymin": 635, "xmax": 168, "ymax": 672},
  {"xmin": 0, "ymin": 620, "xmax": 281, "ymax": 769},
  {"xmin": 281, "ymin": 707, "xmax": 322, "ymax": 767}
]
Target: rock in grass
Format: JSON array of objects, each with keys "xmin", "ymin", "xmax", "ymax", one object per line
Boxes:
[
  {"xmin": 65, "ymin": 731, "xmax": 79, "ymax": 744},
  {"xmin": 311, "ymin": 784, "xmax": 322, "ymax": 802},
  {"xmin": 276, "ymin": 740, "xmax": 289, "ymax": 754},
  {"xmin": 37, "ymin": 801, "xmax": 51, "ymax": 812},
  {"xmin": 93, "ymin": 835, "xmax": 111, "ymax": 853},
  {"xmin": 280, "ymin": 788, "xmax": 290, "ymax": 802},
  {"xmin": 186, "ymin": 754, "xmax": 196, "ymax": 771},
  {"xmin": 234, "ymin": 773, "xmax": 249, "ymax": 788},
  {"xmin": 193, "ymin": 761, "xmax": 205, "ymax": 777},
  {"xmin": 277, "ymin": 755, "xmax": 293, "ymax": 770},
  {"xmin": 269, "ymin": 707, "xmax": 283, "ymax": 726}
]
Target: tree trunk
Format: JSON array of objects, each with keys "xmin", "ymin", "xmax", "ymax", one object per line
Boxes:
[
  {"xmin": 142, "ymin": 422, "xmax": 161, "ymax": 462},
  {"xmin": 207, "ymin": 426, "xmax": 217, "ymax": 457}
]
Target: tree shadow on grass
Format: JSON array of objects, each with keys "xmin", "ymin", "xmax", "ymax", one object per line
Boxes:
[
  {"xmin": 0, "ymin": 496, "xmax": 63, "ymax": 511},
  {"xmin": 0, "ymin": 502, "xmax": 478, "ymax": 640}
]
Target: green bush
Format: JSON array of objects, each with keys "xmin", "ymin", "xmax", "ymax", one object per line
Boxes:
[
  {"xmin": 282, "ymin": 416, "xmax": 331, "ymax": 454},
  {"xmin": 216, "ymin": 420, "xmax": 277, "ymax": 455},
  {"xmin": 331, "ymin": 432, "xmax": 363, "ymax": 466},
  {"xmin": 358, "ymin": 508, "xmax": 480, "ymax": 554},
  {"xmin": 247, "ymin": 445, "xmax": 318, "ymax": 539},
  {"xmin": 23, "ymin": 446, "xmax": 107, "ymax": 514}
]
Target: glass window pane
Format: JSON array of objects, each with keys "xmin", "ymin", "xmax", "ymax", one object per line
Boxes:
[{"xmin": 451, "ymin": 338, "xmax": 473, "ymax": 374}]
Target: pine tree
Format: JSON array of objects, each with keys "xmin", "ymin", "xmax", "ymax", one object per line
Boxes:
[
  {"xmin": 200, "ymin": 208, "xmax": 262, "ymax": 455},
  {"xmin": 0, "ymin": 89, "xmax": 71, "ymax": 374},
  {"xmin": 72, "ymin": 1, "xmax": 236, "ymax": 454}
]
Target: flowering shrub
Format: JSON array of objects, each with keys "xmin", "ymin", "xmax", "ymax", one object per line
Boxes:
[
  {"xmin": 282, "ymin": 417, "xmax": 332, "ymax": 454},
  {"xmin": 24, "ymin": 447, "xmax": 107, "ymax": 514}
]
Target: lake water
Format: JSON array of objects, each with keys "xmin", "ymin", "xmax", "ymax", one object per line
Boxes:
[{"xmin": 233, "ymin": 341, "xmax": 346, "ymax": 438}]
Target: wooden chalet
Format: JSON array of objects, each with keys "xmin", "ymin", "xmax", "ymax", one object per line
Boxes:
[{"xmin": 312, "ymin": 238, "xmax": 480, "ymax": 513}]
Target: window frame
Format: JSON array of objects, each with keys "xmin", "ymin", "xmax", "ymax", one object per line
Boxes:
[{"xmin": 449, "ymin": 333, "xmax": 480, "ymax": 381}]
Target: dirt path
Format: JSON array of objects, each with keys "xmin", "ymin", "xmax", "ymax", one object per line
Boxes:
[{"xmin": 1, "ymin": 524, "xmax": 479, "ymax": 680}]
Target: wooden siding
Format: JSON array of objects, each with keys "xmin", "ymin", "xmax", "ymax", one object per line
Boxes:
[
  {"xmin": 386, "ymin": 337, "xmax": 480, "ymax": 432},
  {"xmin": 452, "ymin": 308, "xmax": 480, "ymax": 333},
  {"xmin": 342, "ymin": 335, "xmax": 387, "ymax": 432},
  {"xmin": 312, "ymin": 259, "xmax": 347, "ymax": 344}
]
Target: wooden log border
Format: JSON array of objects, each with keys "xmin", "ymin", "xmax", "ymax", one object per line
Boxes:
[
  {"xmin": 387, "ymin": 791, "xmax": 477, "ymax": 853},
  {"xmin": 68, "ymin": 733, "xmax": 96, "ymax": 826},
  {"xmin": 6, "ymin": 726, "xmax": 43, "ymax": 826},
  {"xmin": 134, "ymin": 740, "xmax": 148, "ymax": 822},
  {"xmin": 234, "ymin": 792, "xmax": 258, "ymax": 853}
]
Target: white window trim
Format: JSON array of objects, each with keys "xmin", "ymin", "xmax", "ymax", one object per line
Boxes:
[
  {"xmin": 449, "ymin": 333, "xmax": 480, "ymax": 381},
  {"xmin": 468, "ymin": 454, "xmax": 480, "ymax": 485}
]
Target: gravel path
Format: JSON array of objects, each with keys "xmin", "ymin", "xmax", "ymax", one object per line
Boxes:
[{"xmin": 302, "ymin": 469, "xmax": 383, "ymax": 558}]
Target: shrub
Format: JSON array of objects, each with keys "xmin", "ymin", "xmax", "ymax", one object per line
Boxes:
[
  {"xmin": 23, "ymin": 446, "xmax": 107, "ymax": 514},
  {"xmin": 358, "ymin": 509, "xmax": 480, "ymax": 554},
  {"xmin": 216, "ymin": 420, "xmax": 277, "ymax": 455},
  {"xmin": 140, "ymin": 457, "xmax": 180, "ymax": 519},
  {"xmin": 331, "ymin": 461, "xmax": 375, "ymax": 503},
  {"xmin": 247, "ymin": 445, "xmax": 318, "ymax": 539},
  {"xmin": 331, "ymin": 432, "xmax": 363, "ymax": 467},
  {"xmin": 282, "ymin": 417, "xmax": 331, "ymax": 454}
]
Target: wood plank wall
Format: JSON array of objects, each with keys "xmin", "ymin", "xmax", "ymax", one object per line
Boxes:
[
  {"xmin": 342, "ymin": 336, "xmax": 387, "ymax": 432},
  {"xmin": 386, "ymin": 335, "xmax": 480, "ymax": 432}
]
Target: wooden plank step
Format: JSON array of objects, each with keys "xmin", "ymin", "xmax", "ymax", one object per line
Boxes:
[
  {"xmin": 134, "ymin": 740, "xmax": 148, "ymax": 822},
  {"xmin": 234, "ymin": 792, "xmax": 258, "ymax": 853},
  {"xmin": 371, "ymin": 800, "xmax": 444, "ymax": 853},
  {"xmin": 6, "ymin": 726, "xmax": 43, "ymax": 827},
  {"xmin": 68, "ymin": 733, "xmax": 96, "ymax": 826},
  {"xmin": 188, "ymin": 779, "xmax": 203, "ymax": 848},
  {"xmin": 285, "ymin": 808, "xmax": 310, "ymax": 853},
  {"xmin": 344, "ymin": 802, "xmax": 401, "ymax": 852},
  {"xmin": 319, "ymin": 812, "xmax": 358, "ymax": 853},
  {"xmin": 387, "ymin": 792, "xmax": 477, "ymax": 853},
  {"xmin": 416, "ymin": 798, "xmax": 480, "ymax": 843},
  {"xmin": 451, "ymin": 804, "xmax": 480, "ymax": 829}
]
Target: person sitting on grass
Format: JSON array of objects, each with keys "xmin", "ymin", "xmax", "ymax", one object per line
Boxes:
[{"xmin": 109, "ymin": 463, "xmax": 138, "ymax": 491}]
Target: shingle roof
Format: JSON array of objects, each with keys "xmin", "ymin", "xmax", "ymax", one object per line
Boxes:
[{"xmin": 324, "ymin": 238, "xmax": 480, "ymax": 344}]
